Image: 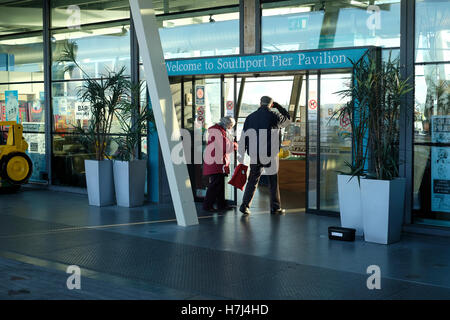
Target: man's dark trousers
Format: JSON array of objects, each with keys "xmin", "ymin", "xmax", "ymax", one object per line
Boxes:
[
  {"xmin": 203, "ymin": 173, "xmax": 226, "ymax": 210},
  {"xmin": 241, "ymin": 164, "xmax": 281, "ymax": 211}
]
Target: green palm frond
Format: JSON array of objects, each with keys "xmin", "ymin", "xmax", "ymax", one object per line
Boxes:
[{"xmin": 59, "ymin": 40, "xmax": 155, "ymax": 161}]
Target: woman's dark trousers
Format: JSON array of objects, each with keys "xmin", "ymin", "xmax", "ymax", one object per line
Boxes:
[{"xmin": 203, "ymin": 173, "xmax": 226, "ymax": 210}]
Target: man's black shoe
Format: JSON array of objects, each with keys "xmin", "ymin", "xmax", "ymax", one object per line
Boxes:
[
  {"xmin": 239, "ymin": 205, "xmax": 251, "ymax": 216},
  {"xmin": 271, "ymin": 208, "xmax": 286, "ymax": 215},
  {"xmin": 217, "ymin": 205, "xmax": 236, "ymax": 211},
  {"xmin": 203, "ymin": 207, "xmax": 217, "ymax": 213}
]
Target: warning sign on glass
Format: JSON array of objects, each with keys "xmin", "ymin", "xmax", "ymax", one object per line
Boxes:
[
  {"xmin": 226, "ymin": 101, "xmax": 234, "ymax": 116},
  {"xmin": 195, "ymin": 85, "xmax": 205, "ymax": 106}
]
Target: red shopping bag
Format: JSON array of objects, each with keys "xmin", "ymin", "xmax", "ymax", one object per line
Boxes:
[{"xmin": 228, "ymin": 164, "xmax": 248, "ymax": 191}]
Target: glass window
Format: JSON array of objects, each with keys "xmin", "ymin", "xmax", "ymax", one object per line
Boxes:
[
  {"xmin": 415, "ymin": 0, "xmax": 450, "ymax": 63},
  {"xmin": 23, "ymin": 132, "xmax": 47, "ymax": 183},
  {"xmin": 171, "ymin": 82, "xmax": 182, "ymax": 126},
  {"xmin": 0, "ymin": 1, "xmax": 43, "ymax": 35},
  {"xmin": 51, "ymin": 22, "xmax": 131, "ymax": 81},
  {"xmin": 51, "ymin": 0, "xmax": 130, "ymax": 28},
  {"xmin": 414, "ymin": 64, "xmax": 450, "ymax": 143},
  {"xmin": 52, "ymin": 134, "xmax": 89, "ymax": 187},
  {"xmin": 413, "ymin": 63, "xmax": 450, "ymax": 225},
  {"xmin": 52, "ymin": 133, "xmax": 121, "ymax": 187},
  {"xmin": 202, "ymin": 78, "xmax": 221, "ymax": 128},
  {"xmin": 223, "ymin": 77, "xmax": 236, "ymax": 202},
  {"xmin": 0, "ymin": 33, "xmax": 44, "ymax": 83},
  {"xmin": 159, "ymin": 12, "xmax": 239, "ymax": 59},
  {"xmin": 154, "ymin": 0, "xmax": 238, "ymax": 14},
  {"xmin": 183, "ymin": 79, "xmax": 194, "ymax": 130},
  {"xmin": 308, "ymin": 75, "xmax": 318, "ymax": 210},
  {"xmin": 382, "ymin": 48, "xmax": 400, "ymax": 63},
  {"xmin": 262, "ymin": 0, "xmax": 400, "ymax": 52},
  {"xmin": 281, "ymin": 74, "xmax": 307, "ymax": 161},
  {"xmin": 51, "ymin": 80, "xmax": 124, "ymax": 134},
  {"xmin": 0, "ymin": 83, "xmax": 45, "ymax": 132},
  {"xmin": 319, "ymin": 73, "xmax": 352, "ymax": 212}
]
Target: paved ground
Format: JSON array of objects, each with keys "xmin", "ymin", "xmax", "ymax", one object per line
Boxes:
[
  {"xmin": 0, "ymin": 256, "xmax": 203, "ymax": 300},
  {"xmin": 0, "ymin": 188, "xmax": 449, "ymax": 300}
]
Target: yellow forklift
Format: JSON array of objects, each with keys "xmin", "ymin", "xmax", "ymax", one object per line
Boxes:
[{"xmin": 0, "ymin": 121, "xmax": 32, "ymax": 190}]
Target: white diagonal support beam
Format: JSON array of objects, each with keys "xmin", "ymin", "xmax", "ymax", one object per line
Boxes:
[{"xmin": 129, "ymin": 0, "xmax": 198, "ymax": 226}]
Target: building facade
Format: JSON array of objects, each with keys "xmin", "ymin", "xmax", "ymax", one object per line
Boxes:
[{"xmin": 0, "ymin": 0, "xmax": 449, "ymax": 233}]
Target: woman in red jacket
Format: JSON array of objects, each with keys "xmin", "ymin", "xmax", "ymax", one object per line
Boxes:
[{"xmin": 203, "ymin": 116, "xmax": 237, "ymax": 212}]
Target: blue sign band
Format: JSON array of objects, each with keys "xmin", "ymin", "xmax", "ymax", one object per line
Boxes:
[{"xmin": 166, "ymin": 48, "xmax": 370, "ymax": 76}]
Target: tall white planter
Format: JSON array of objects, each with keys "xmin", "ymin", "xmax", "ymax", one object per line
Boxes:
[
  {"xmin": 338, "ymin": 174, "xmax": 364, "ymax": 236},
  {"xmin": 361, "ymin": 178, "xmax": 405, "ymax": 244},
  {"xmin": 85, "ymin": 160, "xmax": 115, "ymax": 207},
  {"xmin": 113, "ymin": 160, "xmax": 147, "ymax": 207}
]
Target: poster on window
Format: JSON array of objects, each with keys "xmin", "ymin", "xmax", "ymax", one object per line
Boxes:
[
  {"xmin": 431, "ymin": 115, "xmax": 450, "ymax": 213},
  {"xmin": 74, "ymin": 102, "xmax": 91, "ymax": 120},
  {"xmin": 23, "ymin": 133, "xmax": 46, "ymax": 183},
  {"xmin": 5, "ymin": 90, "xmax": 19, "ymax": 122},
  {"xmin": 0, "ymin": 103, "xmax": 5, "ymax": 121}
]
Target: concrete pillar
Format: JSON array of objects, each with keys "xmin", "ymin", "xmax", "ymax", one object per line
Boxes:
[
  {"xmin": 241, "ymin": 0, "xmax": 261, "ymax": 54},
  {"xmin": 129, "ymin": 0, "xmax": 198, "ymax": 227}
]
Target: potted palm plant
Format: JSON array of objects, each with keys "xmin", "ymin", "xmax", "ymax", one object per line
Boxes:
[
  {"xmin": 332, "ymin": 57, "xmax": 371, "ymax": 236},
  {"xmin": 59, "ymin": 41, "xmax": 128, "ymax": 206},
  {"xmin": 113, "ymin": 81, "xmax": 154, "ymax": 207},
  {"xmin": 359, "ymin": 53, "xmax": 413, "ymax": 244}
]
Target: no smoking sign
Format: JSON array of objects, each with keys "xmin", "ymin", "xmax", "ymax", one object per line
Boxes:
[{"xmin": 308, "ymin": 99, "xmax": 317, "ymax": 110}]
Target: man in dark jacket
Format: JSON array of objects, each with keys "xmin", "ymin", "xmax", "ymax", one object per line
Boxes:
[{"xmin": 238, "ymin": 95, "xmax": 291, "ymax": 216}]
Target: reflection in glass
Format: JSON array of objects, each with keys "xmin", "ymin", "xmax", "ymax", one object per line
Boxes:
[
  {"xmin": 171, "ymin": 82, "xmax": 182, "ymax": 126},
  {"xmin": 413, "ymin": 64, "xmax": 450, "ymax": 225},
  {"xmin": 382, "ymin": 48, "xmax": 400, "ymax": 63},
  {"xmin": 281, "ymin": 74, "xmax": 307, "ymax": 161},
  {"xmin": 51, "ymin": 23, "xmax": 131, "ymax": 80},
  {"xmin": 415, "ymin": 0, "xmax": 450, "ymax": 63},
  {"xmin": 141, "ymin": 136, "xmax": 148, "ymax": 195},
  {"xmin": 155, "ymin": 0, "xmax": 238, "ymax": 14},
  {"xmin": 52, "ymin": 81, "xmax": 123, "ymax": 133},
  {"xmin": 223, "ymin": 77, "xmax": 236, "ymax": 202},
  {"xmin": 236, "ymin": 76, "xmax": 294, "ymax": 163},
  {"xmin": 0, "ymin": 83, "xmax": 45, "ymax": 132},
  {"xmin": 319, "ymin": 73, "xmax": 352, "ymax": 212},
  {"xmin": 0, "ymin": 34, "xmax": 44, "ymax": 83},
  {"xmin": 52, "ymin": 134, "xmax": 89, "ymax": 187},
  {"xmin": 414, "ymin": 64, "xmax": 450, "ymax": 144},
  {"xmin": 237, "ymin": 76, "xmax": 293, "ymax": 118},
  {"xmin": 203, "ymin": 78, "xmax": 221, "ymax": 128},
  {"xmin": 262, "ymin": 0, "xmax": 400, "ymax": 52},
  {"xmin": 236, "ymin": 75, "xmax": 306, "ymax": 209},
  {"xmin": 308, "ymin": 75, "xmax": 317, "ymax": 210},
  {"xmin": 51, "ymin": 81, "xmax": 124, "ymax": 134},
  {"xmin": 0, "ymin": 1, "xmax": 43, "ymax": 35},
  {"xmin": 51, "ymin": 0, "xmax": 129, "ymax": 28},
  {"xmin": 23, "ymin": 133, "xmax": 46, "ymax": 183},
  {"xmin": 192, "ymin": 78, "xmax": 222, "ymax": 198},
  {"xmin": 159, "ymin": 12, "xmax": 239, "ymax": 59},
  {"xmin": 183, "ymin": 79, "xmax": 194, "ymax": 130},
  {"xmin": 52, "ymin": 134, "xmax": 121, "ymax": 187}
]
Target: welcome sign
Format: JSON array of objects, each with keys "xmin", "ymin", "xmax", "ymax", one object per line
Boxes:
[{"xmin": 166, "ymin": 47, "xmax": 371, "ymax": 76}]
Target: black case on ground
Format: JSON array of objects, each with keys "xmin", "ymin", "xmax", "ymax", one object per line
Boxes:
[{"xmin": 328, "ymin": 226, "xmax": 356, "ymax": 241}]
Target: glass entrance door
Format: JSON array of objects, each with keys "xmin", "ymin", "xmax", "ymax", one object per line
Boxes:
[
  {"xmin": 318, "ymin": 72, "xmax": 352, "ymax": 212},
  {"xmin": 174, "ymin": 76, "xmax": 238, "ymax": 204},
  {"xmin": 172, "ymin": 70, "xmax": 353, "ymax": 214},
  {"xmin": 307, "ymin": 71, "xmax": 353, "ymax": 213},
  {"xmin": 235, "ymin": 75, "xmax": 307, "ymax": 211}
]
